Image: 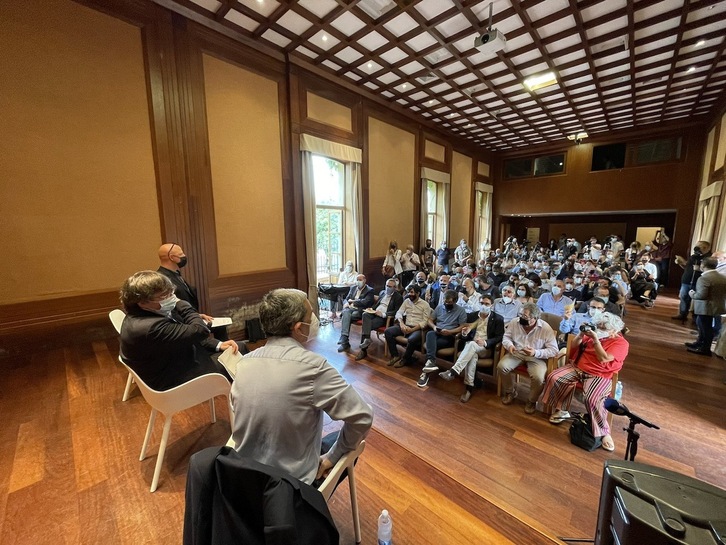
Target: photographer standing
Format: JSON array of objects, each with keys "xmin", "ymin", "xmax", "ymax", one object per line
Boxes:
[{"xmin": 672, "ymin": 241, "xmax": 711, "ymax": 322}]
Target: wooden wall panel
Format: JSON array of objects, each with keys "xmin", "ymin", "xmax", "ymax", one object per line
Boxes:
[
  {"xmin": 715, "ymin": 113, "xmax": 726, "ymax": 172},
  {"xmin": 202, "ymin": 53, "xmax": 286, "ymax": 276},
  {"xmin": 425, "ymin": 140, "xmax": 446, "ymax": 163},
  {"xmin": 0, "ymin": 0, "xmax": 160, "ymax": 305},
  {"xmin": 450, "ymin": 151, "xmax": 473, "ymax": 247},
  {"xmin": 306, "ymin": 92, "xmax": 352, "ymax": 132},
  {"xmin": 367, "ymin": 116, "xmax": 416, "ymax": 259}
]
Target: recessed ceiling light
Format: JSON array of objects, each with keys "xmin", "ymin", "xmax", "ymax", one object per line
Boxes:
[
  {"xmin": 696, "ymin": 40, "xmax": 706, "ymax": 47},
  {"xmin": 367, "ymin": 62, "xmax": 372, "ymax": 69},
  {"xmin": 428, "ymin": 100, "xmax": 434, "ymax": 105},
  {"xmin": 322, "ymin": 34, "xmax": 328, "ymax": 42},
  {"xmin": 402, "ymin": 83, "xmax": 407, "ymax": 89},
  {"xmin": 523, "ymin": 71, "xmax": 558, "ymax": 92},
  {"xmin": 687, "ymin": 66, "xmax": 695, "ymax": 73}
]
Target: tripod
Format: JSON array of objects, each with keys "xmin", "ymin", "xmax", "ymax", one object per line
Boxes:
[{"xmin": 623, "ymin": 418, "xmax": 641, "ymax": 461}]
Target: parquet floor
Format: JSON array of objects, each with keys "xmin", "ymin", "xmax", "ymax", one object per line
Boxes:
[{"xmin": 1, "ymin": 292, "xmax": 724, "ymax": 544}]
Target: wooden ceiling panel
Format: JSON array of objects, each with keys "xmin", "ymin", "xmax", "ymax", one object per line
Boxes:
[{"xmin": 165, "ymin": 0, "xmax": 726, "ymax": 150}]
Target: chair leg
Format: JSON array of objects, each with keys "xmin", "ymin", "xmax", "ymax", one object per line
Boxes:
[
  {"xmin": 150, "ymin": 415, "xmax": 173, "ymax": 493},
  {"xmin": 348, "ymin": 464, "xmax": 361, "ymax": 544},
  {"xmin": 227, "ymin": 395, "xmax": 234, "ymax": 428},
  {"xmin": 122, "ymin": 372, "xmax": 134, "ymax": 401},
  {"xmin": 209, "ymin": 398, "xmax": 217, "ymax": 423},
  {"xmin": 140, "ymin": 408, "xmax": 157, "ymax": 461}
]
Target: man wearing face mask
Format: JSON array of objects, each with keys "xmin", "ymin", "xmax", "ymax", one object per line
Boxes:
[
  {"xmin": 672, "ymin": 241, "xmax": 712, "ymax": 321},
  {"xmin": 493, "ymin": 285, "xmax": 522, "ymax": 322},
  {"xmin": 337, "ymin": 274, "xmax": 376, "ymax": 352},
  {"xmin": 418, "ymin": 290, "xmax": 468, "ymax": 387},
  {"xmin": 231, "ymin": 288, "xmax": 373, "ymax": 485},
  {"xmin": 457, "ymin": 278, "xmax": 483, "ymax": 320},
  {"xmin": 582, "ymin": 285, "xmax": 621, "ymax": 315},
  {"xmin": 385, "ymin": 285, "xmax": 432, "ymax": 368},
  {"xmin": 406, "ymin": 271, "xmax": 428, "ymax": 293},
  {"xmin": 497, "ymin": 303, "xmax": 559, "ymax": 414},
  {"xmin": 436, "ymin": 241, "xmax": 452, "ymax": 273},
  {"xmin": 438, "ymin": 295, "xmax": 504, "ymax": 402},
  {"xmin": 559, "ymin": 299, "xmax": 605, "ymax": 335},
  {"xmin": 540, "ymin": 312, "xmax": 628, "ymax": 452},
  {"xmin": 337, "ymin": 260, "xmax": 358, "ymax": 286},
  {"xmin": 536, "ymin": 279, "xmax": 573, "ymax": 317},
  {"xmin": 157, "ymin": 243, "xmax": 202, "ymax": 316},
  {"xmin": 354, "ymin": 279, "xmax": 404, "ymax": 361},
  {"xmin": 119, "ymin": 271, "xmax": 238, "ymax": 391}
]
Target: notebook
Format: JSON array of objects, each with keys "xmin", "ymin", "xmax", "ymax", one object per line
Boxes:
[{"xmin": 218, "ymin": 346, "xmax": 243, "ymax": 379}]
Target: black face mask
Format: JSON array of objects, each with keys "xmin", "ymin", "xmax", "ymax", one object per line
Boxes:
[
  {"xmin": 519, "ymin": 317, "xmax": 530, "ymax": 326},
  {"xmin": 693, "ymin": 247, "xmax": 702, "ymax": 255},
  {"xmin": 417, "ymin": 279, "xmax": 426, "ymax": 285},
  {"xmin": 177, "ymin": 256, "xmax": 188, "ymax": 268},
  {"xmin": 409, "ymin": 294, "xmax": 418, "ymax": 301},
  {"xmin": 444, "ymin": 303, "xmax": 454, "ymax": 311}
]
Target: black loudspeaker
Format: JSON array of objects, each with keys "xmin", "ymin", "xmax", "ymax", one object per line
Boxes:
[{"xmin": 595, "ymin": 460, "xmax": 726, "ymax": 545}]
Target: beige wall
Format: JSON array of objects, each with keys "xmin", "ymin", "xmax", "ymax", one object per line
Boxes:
[
  {"xmin": 367, "ymin": 117, "xmax": 416, "ymax": 255},
  {"xmin": 0, "ymin": 0, "xmax": 160, "ymax": 304},
  {"xmin": 450, "ymin": 151, "xmax": 473, "ymax": 246},
  {"xmin": 203, "ymin": 54, "xmax": 286, "ymax": 276}
]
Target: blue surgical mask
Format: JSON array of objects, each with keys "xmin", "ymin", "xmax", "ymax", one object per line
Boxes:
[{"xmin": 385, "ymin": 286, "xmax": 395, "ymax": 296}]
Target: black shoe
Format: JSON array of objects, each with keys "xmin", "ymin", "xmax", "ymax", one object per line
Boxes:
[
  {"xmin": 671, "ymin": 314, "xmax": 687, "ymax": 320},
  {"xmin": 687, "ymin": 347, "xmax": 712, "ymax": 356},
  {"xmin": 337, "ymin": 343, "xmax": 350, "ymax": 352},
  {"xmin": 685, "ymin": 342, "xmax": 701, "ymax": 349},
  {"xmin": 354, "ymin": 350, "xmax": 367, "ymax": 361}
]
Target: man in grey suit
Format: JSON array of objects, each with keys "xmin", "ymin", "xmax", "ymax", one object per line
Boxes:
[{"xmin": 687, "ymin": 257, "xmax": 726, "ymax": 356}]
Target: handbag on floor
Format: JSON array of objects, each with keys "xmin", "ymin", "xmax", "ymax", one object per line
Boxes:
[{"xmin": 569, "ymin": 412, "xmax": 602, "ymax": 451}]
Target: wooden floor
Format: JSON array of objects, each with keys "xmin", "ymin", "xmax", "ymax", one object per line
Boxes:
[{"xmin": 1, "ymin": 291, "xmax": 725, "ymax": 544}]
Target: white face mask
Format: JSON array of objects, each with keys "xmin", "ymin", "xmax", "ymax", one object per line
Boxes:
[
  {"xmin": 596, "ymin": 329, "xmax": 610, "ymax": 339},
  {"xmin": 502, "ymin": 296, "xmax": 513, "ymax": 304},
  {"xmin": 480, "ymin": 305, "xmax": 492, "ymax": 316},
  {"xmin": 517, "ymin": 289, "xmax": 526, "ymax": 297},
  {"xmin": 589, "ymin": 308, "xmax": 602, "ymax": 317},
  {"xmin": 565, "ymin": 283, "xmax": 573, "ymax": 290},
  {"xmin": 158, "ymin": 294, "xmax": 179, "ymax": 313},
  {"xmin": 551, "ymin": 286, "xmax": 562, "ymax": 296},
  {"xmin": 574, "ymin": 277, "xmax": 583, "ymax": 285},
  {"xmin": 299, "ymin": 313, "xmax": 320, "ymax": 343},
  {"xmin": 345, "ymin": 265, "xmax": 353, "ymax": 272},
  {"xmin": 356, "ymin": 280, "xmax": 365, "ymax": 289}
]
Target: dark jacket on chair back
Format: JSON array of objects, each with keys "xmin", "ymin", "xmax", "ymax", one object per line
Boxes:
[{"xmin": 183, "ymin": 446, "xmax": 339, "ymax": 545}]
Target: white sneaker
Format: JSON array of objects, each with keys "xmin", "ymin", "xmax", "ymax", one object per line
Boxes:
[
  {"xmin": 422, "ymin": 359, "xmax": 439, "ymax": 373},
  {"xmin": 549, "ymin": 409, "xmax": 571, "ymax": 424}
]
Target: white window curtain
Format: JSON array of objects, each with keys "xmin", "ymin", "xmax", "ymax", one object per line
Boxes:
[
  {"xmin": 300, "ymin": 134, "xmax": 362, "ymax": 310},
  {"xmin": 692, "ymin": 180, "xmax": 722, "ymax": 249},
  {"xmin": 475, "ymin": 181, "xmax": 493, "ymax": 254},
  {"xmin": 420, "ymin": 167, "xmax": 450, "ymax": 246}
]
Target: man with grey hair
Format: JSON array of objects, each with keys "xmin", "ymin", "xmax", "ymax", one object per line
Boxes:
[
  {"xmin": 231, "ymin": 288, "xmax": 373, "ymax": 485},
  {"xmin": 119, "ymin": 270, "xmax": 238, "ymax": 391},
  {"xmin": 497, "ymin": 302, "xmax": 559, "ymax": 414}
]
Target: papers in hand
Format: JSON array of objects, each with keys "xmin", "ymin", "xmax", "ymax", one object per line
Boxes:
[
  {"xmin": 363, "ymin": 308, "xmax": 377, "ymax": 314},
  {"xmin": 211, "ymin": 317, "xmax": 233, "ymax": 328},
  {"xmin": 218, "ymin": 346, "xmax": 243, "ymax": 379}
]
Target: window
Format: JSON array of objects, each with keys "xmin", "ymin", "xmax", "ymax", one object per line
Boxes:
[
  {"xmin": 475, "ymin": 188, "xmax": 492, "ymax": 255},
  {"xmin": 504, "ymin": 154, "xmax": 565, "ymax": 179},
  {"xmin": 633, "ymin": 137, "xmax": 682, "ymax": 165},
  {"xmin": 592, "ymin": 143, "xmax": 626, "ymax": 171},
  {"xmin": 423, "ymin": 179, "xmax": 447, "ymax": 245},
  {"xmin": 313, "ymin": 155, "xmax": 345, "ymax": 282}
]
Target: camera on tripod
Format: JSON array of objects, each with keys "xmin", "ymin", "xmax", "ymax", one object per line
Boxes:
[{"xmin": 579, "ymin": 323, "xmax": 596, "ymax": 333}]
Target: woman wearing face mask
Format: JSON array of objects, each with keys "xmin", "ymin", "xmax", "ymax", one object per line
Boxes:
[
  {"xmin": 516, "ymin": 283, "xmax": 534, "ymax": 304},
  {"xmin": 119, "ymin": 270, "xmax": 239, "ymax": 391},
  {"xmin": 382, "ymin": 240, "xmax": 403, "ymax": 279},
  {"xmin": 438, "ymin": 295, "xmax": 505, "ymax": 403},
  {"xmin": 540, "ymin": 312, "xmax": 629, "ymax": 453}
]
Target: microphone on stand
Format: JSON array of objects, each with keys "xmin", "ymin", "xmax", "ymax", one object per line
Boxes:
[{"xmin": 604, "ymin": 398, "xmax": 660, "ymax": 429}]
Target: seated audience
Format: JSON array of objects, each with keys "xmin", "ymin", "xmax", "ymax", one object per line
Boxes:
[
  {"xmin": 337, "ymin": 274, "xmax": 376, "ymax": 352},
  {"xmin": 438, "ymin": 295, "xmax": 505, "ymax": 402},
  {"xmin": 536, "ymin": 279, "xmax": 573, "ymax": 316},
  {"xmin": 231, "ymin": 288, "xmax": 373, "ymax": 484},
  {"xmin": 119, "ymin": 271, "xmax": 238, "ymax": 391},
  {"xmin": 497, "ymin": 303, "xmax": 558, "ymax": 414},
  {"xmin": 493, "ymin": 285, "xmax": 522, "ymax": 322},
  {"xmin": 418, "ymin": 290, "xmax": 468, "ymax": 387},
  {"xmin": 385, "ymin": 285, "xmax": 431, "ymax": 368},
  {"xmin": 540, "ymin": 312, "xmax": 628, "ymax": 452}
]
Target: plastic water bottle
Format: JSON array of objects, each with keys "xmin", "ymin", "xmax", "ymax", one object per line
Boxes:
[
  {"xmin": 614, "ymin": 381, "xmax": 623, "ymax": 401},
  {"xmin": 378, "ymin": 509, "xmax": 392, "ymax": 545}
]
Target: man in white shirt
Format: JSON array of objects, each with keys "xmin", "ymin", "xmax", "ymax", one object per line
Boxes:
[
  {"xmin": 497, "ymin": 303, "xmax": 559, "ymax": 414},
  {"xmin": 384, "ymin": 285, "xmax": 431, "ymax": 368}
]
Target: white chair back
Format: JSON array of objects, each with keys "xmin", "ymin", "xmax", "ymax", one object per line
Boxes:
[{"xmin": 109, "ymin": 309, "xmax": 125, "ymax": 334}]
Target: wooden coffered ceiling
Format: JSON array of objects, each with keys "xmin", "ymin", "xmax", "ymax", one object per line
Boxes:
[{"xmin": 159, "ymin": 0, "xmax": 726, "ymax": 151}]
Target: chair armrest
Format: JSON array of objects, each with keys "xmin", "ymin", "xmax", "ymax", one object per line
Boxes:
[{"xmin": 318, "ymin": 440, "xmax": 366, "ymax": 501}]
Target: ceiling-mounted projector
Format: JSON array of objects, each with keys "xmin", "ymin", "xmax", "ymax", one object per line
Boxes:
[{"xmin": 474, "ymin": 29, "xmax": 506, "ymax": 52}]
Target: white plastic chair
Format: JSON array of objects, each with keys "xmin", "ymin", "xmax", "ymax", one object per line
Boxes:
[
  {"xmin": 318, "ymin": 440, "xmax": 366, "ymax": 544},
  {"xmin": 122, "ymin": 363, "xmax": 232, "ymax": 492},
  {"xmin": 108, "ymin": 309, "xmax": 135, "ymax": 402},
  {"xmin": 224, "ymin": 436, "xmax": 366, "ymax": 543}
]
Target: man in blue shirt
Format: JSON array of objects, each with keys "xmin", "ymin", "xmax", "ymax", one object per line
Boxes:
[
  {"xmin": 418, "ymin": 289, "xmax": 467, "ymax": 387},
  {"xmin": 536, "ymin": 279, "xmax": 573, "ymax": 317}
]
